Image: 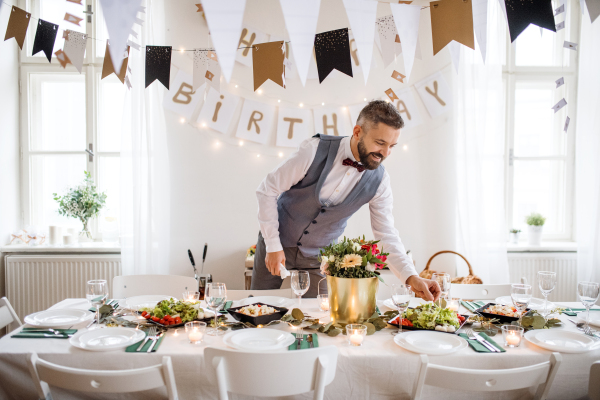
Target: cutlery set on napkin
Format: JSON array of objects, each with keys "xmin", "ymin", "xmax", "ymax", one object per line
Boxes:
[{"xmin": 288, "ymin": 333, "xmax": 319, "ymax": 350}]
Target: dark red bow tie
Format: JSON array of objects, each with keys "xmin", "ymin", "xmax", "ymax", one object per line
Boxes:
[{"xmin": 342, "ymin": 158, "xmax": 365, "ymax": 172}]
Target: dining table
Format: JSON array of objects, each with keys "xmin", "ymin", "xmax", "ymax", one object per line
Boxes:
[{"xmin": 0, "ymin": 297, "xmax": 598, "ymax": 400}]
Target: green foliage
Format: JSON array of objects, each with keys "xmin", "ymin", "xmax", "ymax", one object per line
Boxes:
[
  {"xmin": 509, "ymin": 229, "xmax": 521, "ymax": 234},
  {"xmin": 53, "ymin": 171, "xmax": 107, "ymax": 228},
  {"xmin": 525, "ymin": 212, "xmax": 546, "ymax": 226},
  {"xmin": 521, "ymin": 309, "xmax": 564, "ymax": 330}
]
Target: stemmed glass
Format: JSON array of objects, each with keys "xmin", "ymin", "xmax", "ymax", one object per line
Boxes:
[
  {"xmin": 432, "ymin": 273, "xmax": 451, "ymax": 300},
  {"xmin": 391, "ymin": 284, "xmax": 412, "ymax": 336},
  {"xmin": 511, "ymin": 283, "xmax": 532, "ymax": 327},
  {"xmin": 205, "ymin": 282, "xmax": 227, "ymax": 336},
  {"xmin": 86, "ymin": 279, "xmax": 107, "ymax": 330},
  {"xmin": 291, "ymin": 270, "xmax": 310, "ymax": 306},
  {"xmin": 537, "ymin": 271, "xmax": 557, "ymax": 318},
  {"xmin": 577, "ymin": 281, "xmax": 600, "ymax": 331}
]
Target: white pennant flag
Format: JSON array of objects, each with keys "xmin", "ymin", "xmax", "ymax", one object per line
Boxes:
[
  {"xmin": 376, "ymin": 15, "xmax": 402, "ymax": 68},
  {"xmin": 279, "ymin": 0, "xmax": 321, "ymax": 87},
  {"xmin": 390, "ymin": 3, "xmax": 421, "ymax": 82},
  {"xmin": 472, "ymin": 0, "xmax": 488, "ymax": 63},
  {"xmin": 449, "ymin": 41, "xmax": 461, "ymax": 74},
  {"xmin": 99, "ymin": 0, "xmax": 142, "ymax": 75},
  {"xmin": 193, "ymin": 50, "xmax": 210, "ymax": 91},
  {"xmin": 202, "ymin": 0, "xmax": 246, "ymax": 84},
  {"xmin": 63, "ymin": 30, "xmax": 87, "ymax": 73},
  {"xmin": 342, "ymin": 0, "xmax": 378, "ymax": 84}
]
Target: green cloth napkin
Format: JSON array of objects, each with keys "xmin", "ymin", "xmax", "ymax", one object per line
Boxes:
[
  {"xmin": 376, "ymin": 305, "xmax": 381, "ymax": 315},
  {"xmin": 222, "ymin": 301, "xmax": 233, "ymax": 312},
  {"xmin": 461, "ymin": 301, "xmax": 486, "ymax": 312},
  {"xmin": 288, "ymin": 333, "xmax": 319, "ymax": 350},
  {"xmin": 563, "ymin": 308, "xmax": 600, "ymax": 316},
  {"xmin": 12, "ymin": 328, "xmax": 77, "ymax": 339},
  {"xmin": 125, "ymin": 331, "xmax": 166, "ymax": 352},
  {"xmin": 459, "ymin": 332, "xmax": 506, "ymax": 353},
  {"xmin": 89, "ymin": 299, "xmax": 119, "ymax": 312}
]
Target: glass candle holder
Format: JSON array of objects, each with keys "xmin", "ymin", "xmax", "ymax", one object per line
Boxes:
[
  {"xmin": 447, "ymin": 298, "xmax": 461, "ymax": 312},
  {"xmin": 317, "ymin": 294, "xmax": 330, "ymax": 311},
  {"xmin": 501, "ymin": 325, "xmax": 523, "ymax": 348},
  {"xmin": 182, "ymin": 291, "xmax": 200, "ymax": 303},
  {"xmin": 185, "ymin": 321, "xmax": 206, "ymax": 344},
  {"xmin": 346, "ymin": 324, "xmax": 367, "ymax": 347}
]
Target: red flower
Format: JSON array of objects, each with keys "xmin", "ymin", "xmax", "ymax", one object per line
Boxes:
[
  {"xmin": 361, "ymin": 243, "xmax": 380, "ymax": 254},
  {"xmin": 374, "ymin": 254, "xmax": 387, "ymax": 269}
]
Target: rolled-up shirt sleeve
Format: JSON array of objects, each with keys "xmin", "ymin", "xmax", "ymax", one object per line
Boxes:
[
  {"xmin": 369, "ymin": 170, "xmax": 418, "ymax": 283},
  {"xmin": 256, "ymin": 138, "xmax": 319, "ymax": 253}
]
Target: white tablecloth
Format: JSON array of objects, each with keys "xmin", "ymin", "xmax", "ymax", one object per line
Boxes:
[{"xmin": 0, "ymin": 298, "xmax": 597, "ymax": 400}]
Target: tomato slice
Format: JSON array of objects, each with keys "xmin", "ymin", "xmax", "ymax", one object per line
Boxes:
[{"xmin": 151, "ymin": 316, "xmax": 159, "ymax": 322}]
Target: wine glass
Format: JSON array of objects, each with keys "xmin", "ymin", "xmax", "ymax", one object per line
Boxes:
[
  {"xmin": 391, "ymin": 284, "xmax": 412, "ymax": 336},
  {"xmin": 86, "ymin": 279, "xmax": 107, "ymax": 330},
  {"xmin": 511, "ymin": 283, "xmax": 532, "ymax": 326},
  {"xmin": 432, "ymin": 273, "xmax": 451, "ymax": 300},
  {"xmin": 577, "ymin": 281, "xmax": 600, "ymax": 331},
  {"xmin": 205, "ymin": 282, "xmax": 227, "ymax": 336},
  {"xmin": 291, "ymin": 270, "xmax": 310, "ymax": 306},
  {"xmin": 537, "ymin": 271, "xmax": 557, "ymax": 318}
]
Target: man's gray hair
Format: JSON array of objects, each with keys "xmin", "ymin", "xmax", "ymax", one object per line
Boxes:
[{"xmin": 356, "ymin": 100, "xmax": 404, "ymax": 131}]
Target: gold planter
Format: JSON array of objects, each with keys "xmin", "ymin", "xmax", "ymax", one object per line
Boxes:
[{"xmin": 326, "ymin": 275, "xmax": 378, "ymax": 324}]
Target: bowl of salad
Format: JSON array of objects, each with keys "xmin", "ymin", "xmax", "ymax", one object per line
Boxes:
[
  {"xmin": 139, "ymin": 298, "xmax": 225, "ymax": 328},
  {"xmin": 388, "ymin": 303, "xmax": 468, "ymax": 334}
]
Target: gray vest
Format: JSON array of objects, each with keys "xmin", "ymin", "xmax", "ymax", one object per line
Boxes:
[{"xmin": 277, "ymin": 134, "xmax": 385, "ymax": 258}]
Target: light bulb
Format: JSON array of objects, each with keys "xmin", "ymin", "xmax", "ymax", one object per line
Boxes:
[
  {"xmin": 179, "ymin": 48, "xmax": 184, "ymax": 53},
  {"xmin": 235, "ymin": 84, "xmax": 238, "ymax": 88},
  {"xmin": 342, "ymin": 106, "xmax": 347, "ymax": 111},
  {"xmin": 278, "ymin": 99, "xmax": 281, "ymax": 103},
  {"xmin": 257, "ymin": 88, "xmax": 263, "ymax": 94},
  {"xmin": 180, "ymin": 118, "xmax": 185, "ymax": 123},
  {"xmin": 215, "ymin": 141, "xmax": 221, "ymax": 147},
  {"xmin": 257, "ymin": 154, "xmax": 261, "ymax": 158},
  {"xmin": 363, "ymin": 97, "xmax": 367, "ymax": 101},
  {"xmin": 403, "ymin": 144, "xmax": 408, "ymax": 151},
  {"xmin": 299, "ymin": 103, "xmax": 304, "ymax": 107},
  {"xmin": 239, "ymin": 140, "xmax": 244, "ymax": 146},
  {"xmin": 278, "ymin": 152, "xmax": 283, "ymax": 157},
  {"xmin": 201, "ymin": 122, "xmax": 207, "ymax": 127},
  {"xmin": 322, "ymin": 102, "xmax": 325, "ymax": 106}
]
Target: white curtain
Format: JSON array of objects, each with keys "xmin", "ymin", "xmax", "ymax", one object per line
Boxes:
[
  {"xmin": 576, "ymin": 14, "xmax": 600, "ymax": 283},
  {"xmin": 454, "ymin": 0, "xmax": 509, "ymax": 283},
  {"xmin": 120, "ymin": 0, "xmax": 171, "ymax": 275}
]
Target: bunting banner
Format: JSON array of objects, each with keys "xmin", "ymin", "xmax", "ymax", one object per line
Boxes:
[
  {"xmin": 54, "ymin": 49, "xmax": 71, "ymax": 68},
  {"xmin": 236, "ymin": 99, "xmax": 276, "ymax": 144},
  {"xmin": 430, "ymin": 0, "xmax": 475, "ymax": 55},
  {"xmin": 63, "ymin": 30, "xmax": 87, "ymax": 73},
  {"xmin": 196, "ymin": 88, "xmax": 241, "ymax": 134},
  {"xmin": 390, "ymin": 3, "xmax": 421, "ymax": 82},
  {"xmin": 253, "ymin": 41, "xmax": 286, "ymax": 91},
  {"xmin": 99, "ymin": 0, "xmax": 142, "ymax": 74},
  {"xmin": 236, "ymin": 23, "xmax": 269, "ymax": 68},
  {"xmin": 101, "ymin": 41, "xmax": 130, "ymax": 83},
  {"xmin": 145, "ymin": 46, "xmax": 172, "ymax": 89},
  {"xmin": 4, "ymin": 6, "xmax": 31, "ymax": 50},
  {"xmin": 313, "ymin": 106, "xmax": 352, "ymax": 136},
  {"xmin": 472, "ymin": 0, "xmax": 489, "ymax": 63},
  {"xmin": 375, "ymin": 15, "xmax": 402, "ymax": 69},
  {"xmin": 193, "ymin": 50, "xmax": 210, "ymax": 91},
  {"xmin": 206, "ymin": 57, "xmax": 221, "ymax": 92},
  {"xmin": 390, "ymin": 89, "xmax": 423, "ymax": 131},
  {"xmin": 277, "ymin": 107, "xmax": 312, "ymax": 147},
  {"xmin": 414, "ymin": 71, "xmax": 453, "ymax": 118},
  {"xmin": 163, "ymin": 70, "xmax": 205, "ymax": 121},
  {"xmin": 586, "ymin": 0, "xmax": 600, "ymax": 23},
  {"xmin": 32, "ymin": 19, "xmax": 59, "ymax": 62},
  {"xmin": 342, "ymin": 0, "xmax": 378, "ymax": 84},
  {"xmin": 64, "ymin": 13, "xmax": 83, "ymax": 26},
  {"xmin": 504, "ymin": 0, "xmax": 556, "ymax": 42},
  {"xmin": 314, "ymin": 28, "xmax": 353, "ymax": 83}
]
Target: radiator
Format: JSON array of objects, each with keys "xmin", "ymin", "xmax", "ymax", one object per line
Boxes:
[
  {"xmin": 508, "ymin": 252, "xmax": 577, "ymax": 302},
  {"xmin": 5, "ymin": 254, "xmax": 121, "ymax": 322}
]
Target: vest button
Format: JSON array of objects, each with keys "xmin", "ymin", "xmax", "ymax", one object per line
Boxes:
[
  {"xmin": 312, "ymin": 220, "xmax": 317, "ymax": 224},
  {"xmin": 320, "ymin": 209, "xmax": 326, "ymax": 213},
  {"xmin": 297, "ymin": 242, "xmax": 302, "ymax": 246},
  {"xmin": 304, "ymin": 231, "xmax": 309, "ymax": 234}
]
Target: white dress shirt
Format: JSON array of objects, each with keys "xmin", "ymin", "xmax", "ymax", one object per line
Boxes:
[{"xmin": 256, "ymin": 136, "xmax": 418, "ymax": 283}]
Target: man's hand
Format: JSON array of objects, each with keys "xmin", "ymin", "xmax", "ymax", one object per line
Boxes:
[
  {"xmin": 265, "ymin": 250, "xmax": 285, "ymax": 276},
  {"xmin": 406, "ymin": 275, "xmax": 441, "ymax": 302}
]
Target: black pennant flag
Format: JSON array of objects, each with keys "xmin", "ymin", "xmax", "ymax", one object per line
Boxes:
[
  {"xmin": 145, "ymin": 45, "xmax": 172, "ymax": 89},
  {"xmin": 505, "ymin": 0, "xmax": 556, "ymax": 43},
  {"xmin": 32, "ymin": 19, "xmax": 58, "ymax": 62},
  {"xmin": 314, "ymin": 28, "xmax": 353, "ymax": 84}
]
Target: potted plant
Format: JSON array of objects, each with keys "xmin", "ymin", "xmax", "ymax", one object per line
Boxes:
[
  {"xmin": 509, "ymin": 229, "xmax": 521, "ymax": 244},
  {"xmin": 525, "ymin": 213, "xmax": 546, "ymax": 246},
  {"xmin": 53, "ymin": 171, "xmax": 107, "ymax": 242},
  {"xmin": 319, "ymin": 236, "xmax": 388, "ymax": 324}
]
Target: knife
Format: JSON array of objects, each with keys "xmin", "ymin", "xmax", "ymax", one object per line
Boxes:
[
  {"xmin": 201, "ymin": 243, "xmax": 208, "ymax": 275},
  {"xmin": 472, "ymin": 331, "xmax": 500, "ymax": 352},
  {"xmin": 188, "ymin": 249, "xmax": 198, "ymax": 281},
  {"xmin": 147, "ymin": 331, "xmax": 164, "ymax": 353}
]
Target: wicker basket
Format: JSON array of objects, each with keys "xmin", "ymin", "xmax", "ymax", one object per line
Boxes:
[{"xmin": 419, "ymin": 250, "xmax": 483, "ymax": 284}]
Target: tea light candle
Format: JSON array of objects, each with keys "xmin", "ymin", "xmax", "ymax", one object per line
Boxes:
[
  {"xmin": 506, "ymin": 332, "xmax": 520, "ymax": 346},
  {"xmin": 346, "ymin": 324, "xmax": 367, "ymax": 347},
  {"xmin": 317, "ymin": 294, "xmax": 330, "ymax": 311},
  {"xmin": 189, "ymin": 329, "xmax": 203, "ymax": 343},
  {"xmin": 501, "ymin": 324, "xmax": 523, "ymax": 348},
  {"xmin": 185, "ymin": 321, "xmax": 206, "ymax": 344},
  {"xmin": 447, "ymin": 298, "xmax": 461, "ymax": 312},
  {"xmin": 182, "ymin": 291, "xmax": 200, "ymax": 303},
  {"xmin": 350, "ymin": 333, "xmax": 363, "ymax": 346}
]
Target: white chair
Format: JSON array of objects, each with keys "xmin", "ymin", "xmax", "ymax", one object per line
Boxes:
[
  {"xmin": 589, "ymin": 361, "xmax": 600, "ymax": 400},
  {"xmin": 412, "ymin": 353, "xmax": 561, "ymax": 400},
  {"xmin": 0, "ymin": 296, "xmax": 22, "ymax": 330},
  {"xmin": 27, "ymin": 352, "xmax": 178, "ymax": 399},
  {"xmin": 451, "ymin": 283, "xmax": 512, "ymax": 300},
  {"xmin": 205, "ymin": 346, "xmax": 338, "ymax": 400},
  {"xmin": 112, "ymin": 274, "xmax": 198, "ymax": 298},
  {"xmin": 226, "ymin": 288, "xmax": 293, "ymax": 301}
]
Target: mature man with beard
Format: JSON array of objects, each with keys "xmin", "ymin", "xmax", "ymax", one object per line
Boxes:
[{"xmin": 252, "ymin": 100, "xmax": 440, "ymax": 300}]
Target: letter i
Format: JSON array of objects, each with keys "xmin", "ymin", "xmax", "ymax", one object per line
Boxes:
[{"xmin": 212, "ymin": 95, "xmax": 225, "ymax": 122}]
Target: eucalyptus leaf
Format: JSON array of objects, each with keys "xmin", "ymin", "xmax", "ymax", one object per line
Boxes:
[
  {"xmin": 327, "ymin": 328, "xmax": 342, "ymax": 337},
  {"xmin": 308, "ymin": 323, "xmax": 322, "ymax": 330},
  {"xmin": 364, "ymin": 322, "xmax": 376, "ymax": 335},
  {"xmin": 291, "ymin": 308, "xmax": 305, "ymax": 320},
  {"xmin": 372, "ymin": 318, "xmax": 387, "ymax": 330},
  {"xmin": 323, "ymin": 322, "xmax": 333, "ymax": 332}
]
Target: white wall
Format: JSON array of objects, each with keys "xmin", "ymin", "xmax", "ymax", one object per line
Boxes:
[
  {"xmin": 163, "ymin": 0, "xmax": 457, "ymax": 288},
  {"xmin": 0, "ymin": 0, "xmax": 22, "ymax": 298}
]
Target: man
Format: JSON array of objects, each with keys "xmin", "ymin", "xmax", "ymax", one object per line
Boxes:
[{"xmin": 252, "ymin": 100, "xmax": 440, "ymax": 300}]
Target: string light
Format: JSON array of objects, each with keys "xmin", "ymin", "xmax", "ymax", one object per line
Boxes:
[
  {"xmin": 257, "ymin": 88, "xmax": 263, "ymax": 94},
  {"xmin": 239, "ymin": 140, "xmax": 244, "ymax": 146},
  {"xmin": 363, "ymin": 98, "xmax": 367, "ymax": 101},
  {"xmin": 201, "ymin": 122, "xmax": 207, "ymax": 127},
  {"xmin": 342, "ymin": 106, "xmax": 347, "ymax": 111},
  {"xmin": 299, "ymin": 103, "xmax": 304, "ymax": 107},
  {"xmin": 403, "ymin": 145, "xmax": 408, "ymax": 151},
  {"xmin": 257, "ymin": 154, "xmax": 261, "ymax": 158},
  {"xmin": 180, "ymin": 118, "xmax": 185, "ymax": 123},
  {"xmin": 215, "ymin": 141, "xmax": 221, "ymax": 147},
  {"xmin": 322, "ymin": 102, "xmax": 325, "ymax": 106},
  {"xmin": 278, "ymin": 99, "xmax": 281, "ymax": 103},
  {"xmin": 278, "ymin": 152, "xmax": 284, "ymax": 157},
  {"xmin": 235, "ymin": 84, "xmax": 238, "ymax": 88}
]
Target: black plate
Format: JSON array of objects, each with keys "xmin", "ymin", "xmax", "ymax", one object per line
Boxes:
[
  {"xmin": 227, "ymin": 303, "xmax": 288, "ymax": 326},
  {"xmin": 388, "ymin": 311, "xmax": 470, "ymax": 334},
  {"xmin": 474, "ymin": 302, "xmax": 530, "ymax": 324}
]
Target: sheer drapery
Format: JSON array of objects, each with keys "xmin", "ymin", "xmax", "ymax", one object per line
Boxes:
[
  {"xmin": 120, "ymin": 0, "xmax": 171, "ymax": 275},
  {"xmin": 454, "ymin": 0, "xmax": 509, "ymax": 283}
]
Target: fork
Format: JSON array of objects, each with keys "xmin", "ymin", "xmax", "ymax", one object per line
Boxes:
[
  {"xmin": 295, "ymin": 328, "xmax": 304, "ymax": 350},
  {"xmin": 465, "ymin": 328, "xmax": 499, "ymax": 352},
  {"xmin": 136, "ymin": 326, "xmax": 157, "ymax": 352}
]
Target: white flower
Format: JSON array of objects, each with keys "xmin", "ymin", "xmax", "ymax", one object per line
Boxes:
[
  {"xmin": 353, "ymin": 242, "xmax": 361, "ymax": 252},
  {"xmin": 329, "ymin": 255, "xmax": 335, "ymax": 262},
  {"xmin": 320, "ymin": 257, "xmax": 330, "ymax": 275},
  {"xmin": 366, "ymin": 262, "xmax": 376, "ymax": 272}
]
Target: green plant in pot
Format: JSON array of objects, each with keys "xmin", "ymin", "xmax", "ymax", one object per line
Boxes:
[
  {"xmin": 525, "ymin": 213, "xmax": 546, "ymax": 246},
  {"xmin": 509, "ymin": 228, "xmax": 521, "ymax": 244}
]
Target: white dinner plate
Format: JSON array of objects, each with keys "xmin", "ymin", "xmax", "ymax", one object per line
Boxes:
[
  {"xmin": 494, "ymin": 296, "xmax": 555, "ymax": 311},
  {"xmin": 24, "ymin": 309, "xmax": 94, "ymax": 328},
  {"xmin": 70, "ymin": 328, "xmax": 145, "ymax": 352},
  {"xmin": 576, "ymin": 312, "xmax": 600, "ymax": 328},
  {"xmin": 525, "ymin": 330, "xmax": 599, "ymax": 353},
  {"xmin": 123, "ymin": 295, "xmax": 173, "ymax": 311},
  {"xmin": 236, "ymin": 296, "xmax": 293, "ymax": 308},
  {"xmin": 223, "ymin": 329, "xmax": 295, "ymax": 352},
  {"xmin": 394, "ymin": 331, "xmax": 468, "ymax": 355}
]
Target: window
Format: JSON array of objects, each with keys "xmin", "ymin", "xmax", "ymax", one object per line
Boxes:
[
  {"xmin": 20, "ymin": 0, "xmax": 127, "ymax": 236},
  {"xmin": 503, "ymin": 0, "xmax": 579, "ymax": 241}
]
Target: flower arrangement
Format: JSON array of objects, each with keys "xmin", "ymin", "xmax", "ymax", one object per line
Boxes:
[
  {"xmin": 319, "ymin": 236, "xmax": 389, "ymax": 281},
  {"xmin": 53, "ymin": 171, "xmax": 107, "ymax": 239},
  {"xmin": 246, "ymin": 244, "xmax": 256, "ymax": 259}
]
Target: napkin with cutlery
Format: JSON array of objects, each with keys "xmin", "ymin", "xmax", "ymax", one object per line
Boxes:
[
  {"xmin": 222, "ymin": 301, "xmax": 233, "ymax": 312},
  {"xmin": 288, "ymin": 333, "xmax": 319, "ymax": 350},
  {"xmin": 89, "ymin": 299, "xmax": 119, "ymax": 312},
  {"xmin": 125, "ymin": 331, "xmax": 165, "ymax": 352},
  {"xmin": 461, "ymin": 301, "xmax": 486, "ymax": 313},
  {"xmin": 563, "ymin": 307, "xmax": 600, "ymax": 317},
  {"xmin": 458, "ymin": 332, "xmax": 505, "ymax": 353},
  {"xmin": 12, "ymin": 328, "xmax": 77, "ymax": 339}
]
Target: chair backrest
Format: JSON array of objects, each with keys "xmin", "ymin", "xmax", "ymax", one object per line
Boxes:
[
  {"xmin": 226, "ymin": 288, "xmax": 293, "ymax": 301},
  {"xmin": 205, "ymin": 346, "xmax": 338, "ymax": 400},
  {"xmin": 589, "ymin": 361, "xmax": 600, "ymax": 400},
  {"xmin": 112, "ymin": 275, "xmax": 198, "ymax": 298},
  {"xmin": 450, "ymin": 283, "xmax": 512, "ymax": 300},
  {"xmin": 27, "ymin": 353, "xmax": 178, "ymax": 399},
  {"xmin": 413, "ymin": 353, "xmax": 561, "ymax": 400},
  {"xmin": 0, "ymin": 297, "xmax": 22, "ymax": 330}
]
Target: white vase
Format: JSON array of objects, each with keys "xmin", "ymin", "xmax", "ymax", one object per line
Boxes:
[
  {"xmin": 527, "ymin": 225, "xmax": 543, "ymax": 246},
  {"xmin": 509, "ymin": 232, "xmax": 520, "ymax": 244}
]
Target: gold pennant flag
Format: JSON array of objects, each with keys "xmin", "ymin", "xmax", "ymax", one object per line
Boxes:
[
  {"xmin": 64, "ymin": 13, "xmax": 83, "ymax": 26},
  {"xmin": 430, "ymin": 0, "xmax": 475, "ymax": 55},
  {"xmin": 54, "ymin": 49, "xmax": 71, "ymax": 68},
  {"xmin": 4, "ymin": 6, "xmax": 31, "ymax": 50},
  {"xmin": 385, "ymin": 88, "xmax": 399, "ymax": 102},
  {"xmin": 391, "ymin": 70, "xmax": 406, "ymax": 83},
  {"xmin": 252, "ymin": 41, "xmax": 285, "ymax": 91},
  {"xmin": 101, "ymin": 42, "xmax": 130, "ymax": 84}
]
